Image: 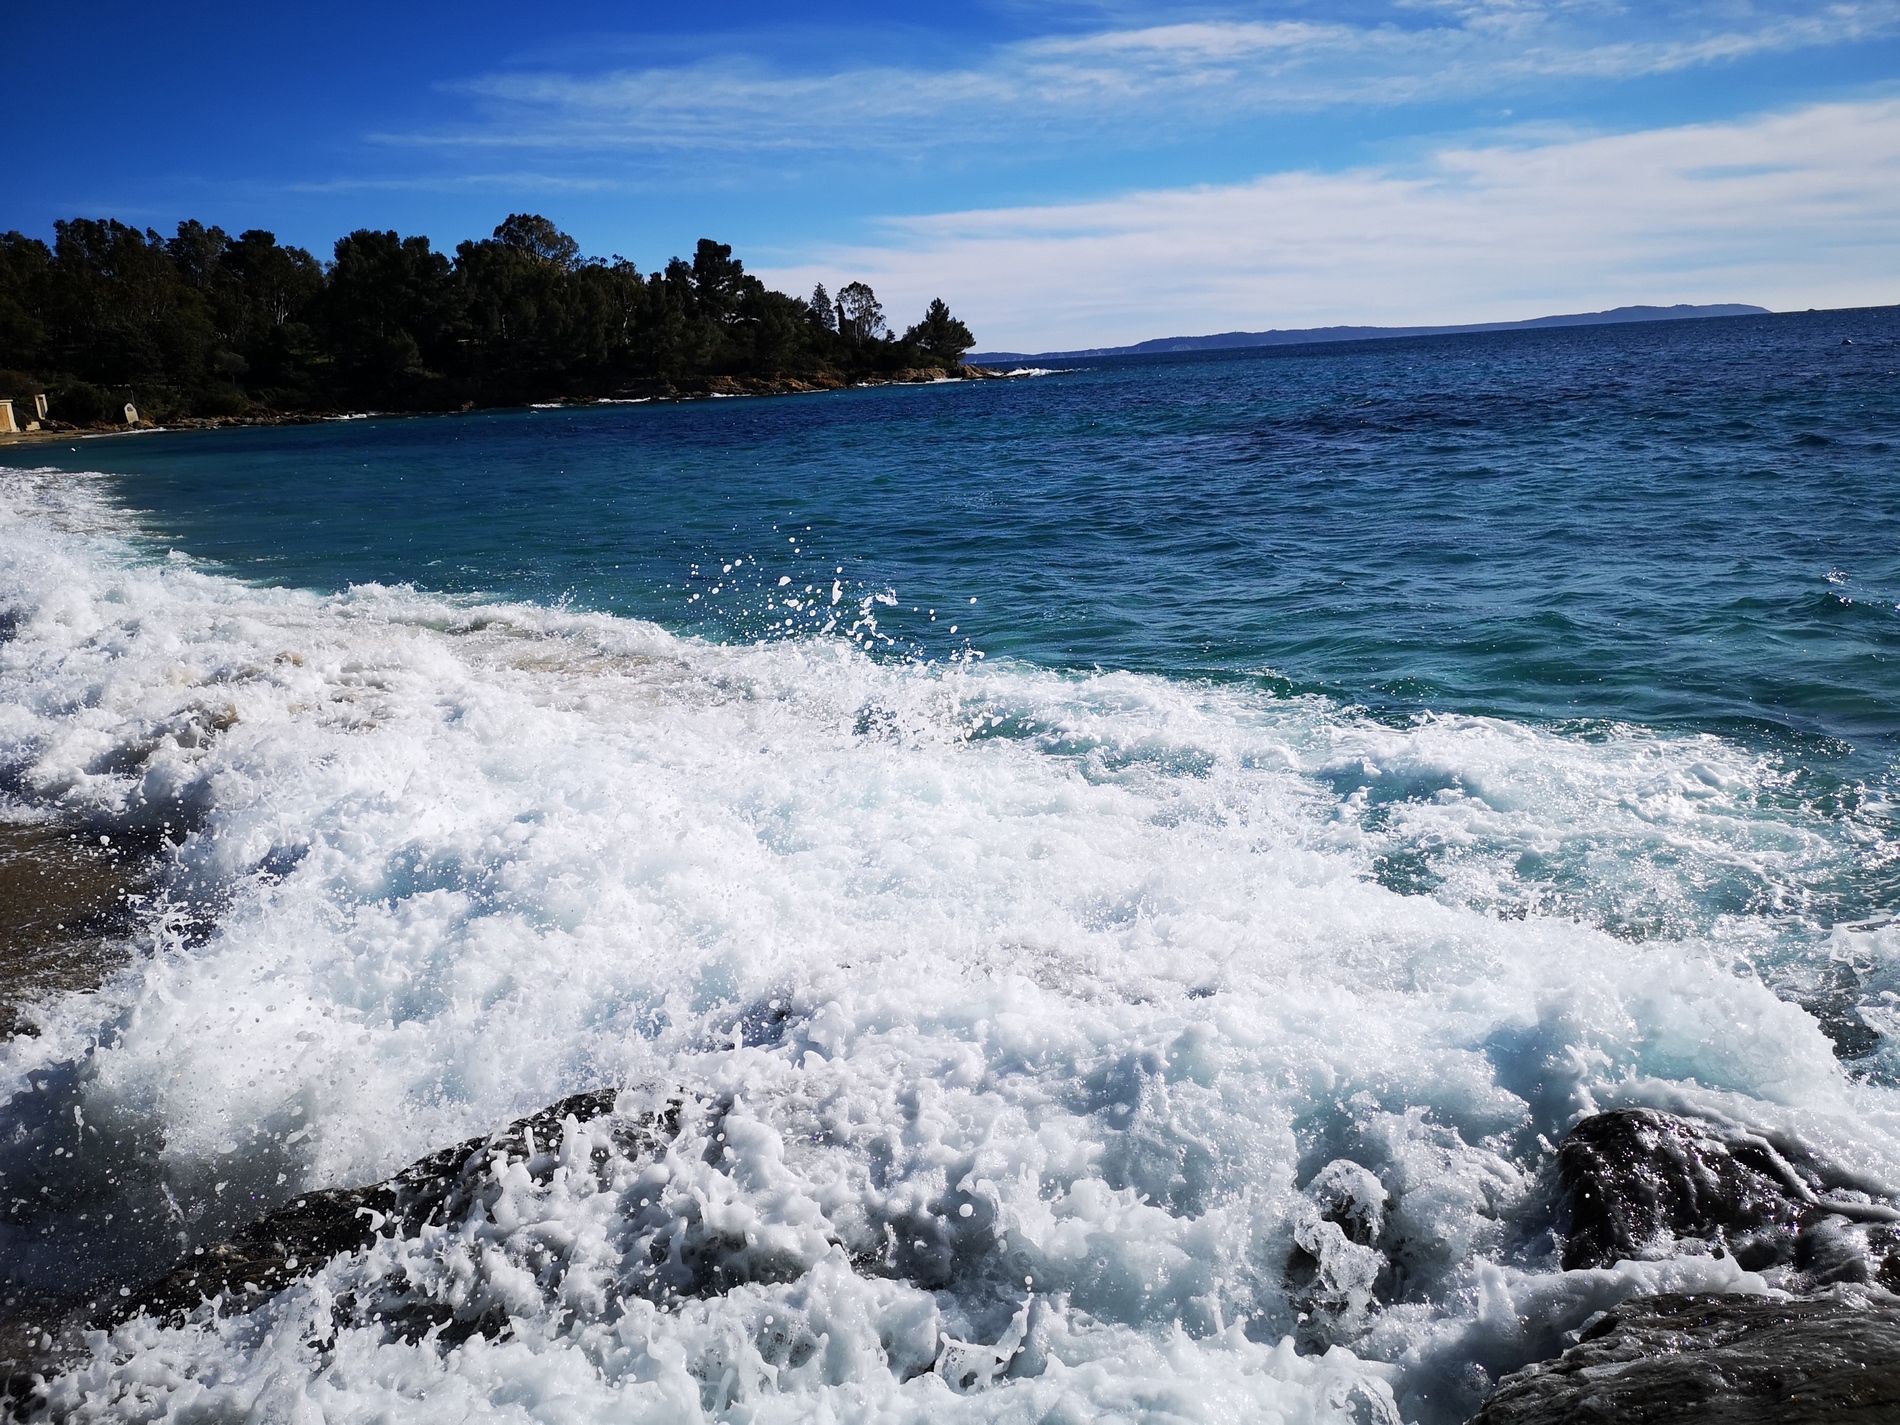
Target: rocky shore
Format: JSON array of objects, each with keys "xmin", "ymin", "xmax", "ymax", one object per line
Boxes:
[
  {"xmin": 1471, "ymin": 1107, "xmax": 1900, "ymax": 1422},
  {"xmin": 1557, "ymin": 1108, "xmax": 1900, "ymax": 1281},
  {"xmin": 0, "ymin": 824, "xmax": 154, "ymax": 1041},
  {"xmin": 2, "ymin": 1091, "xmax": 675, "ymax": 1415},
  {"xmin": 608, "ymin": 365, "xmax": 1006, "ymax": 400},
  {"xmin": 6, "ymin": 1088, "xmax": 1899, "ymax": 1421},
  {"xmin": 1474, "ymin": 1290, "xmax": 1900, "ymax": 1423},
  {"xmin": 0, "ymin": 366, "xmax": 1009, "ymax": 448},
  {"xmin": 0, "ymin": 803, "xmax": 1894, "ymax": 1423},
  {"xmin": 2, "ymin": 770, "xmax": 1893, "ymax": 1420}
]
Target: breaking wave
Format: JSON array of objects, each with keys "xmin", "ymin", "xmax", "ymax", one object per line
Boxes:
[{"xmin": 3, "ymin": 465, "xmax": 1898, "ymax": 1423}]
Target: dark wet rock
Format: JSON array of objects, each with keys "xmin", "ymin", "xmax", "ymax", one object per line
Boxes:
[
  {"xmin": 1796, "ymin": 956, "xmax": 1887, "ymax": 1065},
  {"xmin": 1464, "ymin": 1111, "xmax": 1900, "ymax": 1423},
  {"xmin": 600, "ymin": 367, "xmax": 988, "ymax": 403},
  {"xmin": 1558, "ymin": 1108, "xmax": 1900, "ymax": 1277},
  {"xmin": 0, "ymin": 823, "xmax": 157, "ymax": 1038},
  {"xmin": 101, "ymin": 1088, "xmax": 666, "ymax": 1328},
  {"xmin": 0, "ymin": 1091, "xmax": 680, "ymax": 1413},
  {"xmin": 1471, "ymin": 1289, "xmax": 1900, "ymax": 1423},
  {"xmin": 1796, "ymin": 1213, "xmax": 1900, "ymax": 1289},
  {"xmin": 1286, "ymin": 1158, "xmax": 1392, "ymax": 1346}
]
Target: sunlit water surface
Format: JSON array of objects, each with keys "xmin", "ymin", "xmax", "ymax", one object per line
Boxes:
[{"xmin": 4, "ymin": 308, "xmax": 1900, "ymax": 1423}]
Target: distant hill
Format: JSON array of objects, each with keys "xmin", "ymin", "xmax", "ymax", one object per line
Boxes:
[{"xmin": 969, "ymin": 303, "xmax": 1771, "ymax": 364}]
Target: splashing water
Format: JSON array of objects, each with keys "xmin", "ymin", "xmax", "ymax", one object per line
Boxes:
[{"xmin": 5, "ymin": 312, "xmax": 1900, "ymax": 1422}]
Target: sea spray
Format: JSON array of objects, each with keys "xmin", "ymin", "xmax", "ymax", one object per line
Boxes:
[{"xmin": 4, "ymin": 463, "xmax": 1897, "ymax": 1420}]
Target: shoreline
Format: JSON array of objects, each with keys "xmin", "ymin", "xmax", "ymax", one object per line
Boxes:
[
  {"xmin": 0, "ymin": 820, "xmax": 162, "ymax": 1389},
  {"xmin": 0, "ymin": 365, "xmax": 1013, "ymax": 450},
  {"xmin": 8, "ymin": 303, "xmax": 1900, "ymax": 1425},
  {"xmin": 0, "ymin": 822, "xmax": 155, "ymax": 1040}
]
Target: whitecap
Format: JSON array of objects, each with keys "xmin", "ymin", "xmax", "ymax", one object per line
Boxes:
[{"xmin": 2, "ymin": 464, "xmax": 1894, "ymax": 1424}]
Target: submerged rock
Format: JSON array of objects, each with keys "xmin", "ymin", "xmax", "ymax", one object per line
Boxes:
[
  {"xmin": 1286, "ymin": 1158, "xmax": 1392, "ymax": 1346},
  {"xmin": 0, "ymin": 821, "xmax": 157, "ymax": 1038},
  {"xmin": 1472, "ymin": 1289, "xmax": 1900, "ymax": 1423},
  {"xmin": 101, "ymin": 1088, "xmax": 666, "ymax": 1328},
  {"xmin": 1558, "ymin": 1108, "xmax": 1900, "ymax": 1281}
]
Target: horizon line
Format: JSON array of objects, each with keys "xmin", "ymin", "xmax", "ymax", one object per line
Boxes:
[{"xmin": 964, "ymin": 300, "xmax": 1814, "ymax": 363}]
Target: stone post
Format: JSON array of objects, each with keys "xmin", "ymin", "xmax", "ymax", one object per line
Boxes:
[{"xmin": 0, "ymin": 399, "xmax": 17, "ymax": 435}]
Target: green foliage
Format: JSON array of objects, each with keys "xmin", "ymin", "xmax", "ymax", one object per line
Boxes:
[
  {"xmin": 194, "ymin": 384, "xmax": 250, "ymax": 417},
  {"xmin": 0, "ymin": 215, "xmax": 977, "ymax": 422},
  {"xmin": 323, "ymin": 229, "xmax": 460, "ymax": 405},
  {"xmin": 809, "ymin": 284, "xmax": 837, "ymax": 332},
  {"xmin": 0, "ymin": 236, "xmax": 51, "ymax": 369},
  {"xmin": 904, "ymin": 298, "xmax": 976, "ymax": 363},
  {"xmin": 492, "ymin": 214, "xmax": 581, "ymax": 269},
  {"xmin": 835, "ymin": 282, "xmax": 885, "ymax": 343},
  {"xmin": 0, "ymin": 369, "xmax": 44, "ymax": 401},
  {"xmin": 50, "ymin": 219, "xmax": 218, "ymax": 396},
  {"xmin": 53, "ymin": 380, "xmax": 112, "ymax": 425}
]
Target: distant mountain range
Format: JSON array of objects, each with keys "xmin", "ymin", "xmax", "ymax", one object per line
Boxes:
[{"xmin": 968, "ymin": 303, "xmax": 1771, "ymax": 364}]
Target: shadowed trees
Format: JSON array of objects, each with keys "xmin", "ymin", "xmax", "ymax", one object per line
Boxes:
[
  {"xmin": 835, "ymin": 281, "xmax": 885, "ymax": 343},
  {"xmin": 0, "ymin": 213, "xmax": 980, "ymax": 422},
  {"xmin": 48, "ymin": 219, "xmax": 218, "ymax": 403},
  {"xmin": 324, "ymin": 229, "xmax": 460, "ymax": 406},
  {"xmin": 905, "ymin": 298, "xmax": 975, "ymax": 364},
  {"xmin": 0, "ymin": 233, "xmax": 51, "ymax": 372},
  {"xmin": 809, "ymin": 284, "xmax": 837, "ymax": 332},
  {"xmin": 222, "ymin": 230, "xmax": 326, "ymax": 404}
]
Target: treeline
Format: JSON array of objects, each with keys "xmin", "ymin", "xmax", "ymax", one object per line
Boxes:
[{"xmin": 0, "ymin": 213, "xmax": 977, "ymax": 424}]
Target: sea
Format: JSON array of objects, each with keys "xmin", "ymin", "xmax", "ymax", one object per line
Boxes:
[{"xmin": 3, "ymin": 306, "xmax": 1899, "ymax": 1422}]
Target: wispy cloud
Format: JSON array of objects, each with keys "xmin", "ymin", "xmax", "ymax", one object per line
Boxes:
[
  {"xmin": 754, "ymin": 100, "xmax": 1900, "ymax": 349},
  {"xmin": 390, "ymin": 3, "xmax": 1900, "ymax": 160},
  {"xmin": 286, "ymin": 172, "xmax": 626, "ymax": 196}
]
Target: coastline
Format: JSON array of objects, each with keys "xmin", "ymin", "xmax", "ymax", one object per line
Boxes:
[
  {"xmin": 0, "ymin": 822, "xmax": 154, "ymax": 1040},
  {"xmin": 0, "ymin": 822, "xmax": 163, "ymax": 1389},
  {"xmin": 12, "ymin": 310, "xmax": 1897, "ymax": 1423},
  {"xmin": 0, "ymin": 365, "xmax": 1010, "ymax": 449}
]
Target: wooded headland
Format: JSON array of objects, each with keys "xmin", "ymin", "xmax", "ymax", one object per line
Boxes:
[{"xmin": 0, "ymin": 214, "xmax": 979, "ymax": 429}]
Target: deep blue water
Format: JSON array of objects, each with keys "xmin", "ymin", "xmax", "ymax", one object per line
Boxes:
[{"xmin": 31, "ymin": 307, "xmax": 1900, "ymax": 745}]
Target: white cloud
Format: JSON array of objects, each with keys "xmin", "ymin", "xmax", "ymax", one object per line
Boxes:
[
  {"xmin": 405, "ymin": 3, "xmax": 1900, "ymax": 158},
  {"xmin": 756, "ymin": 100, "xmax": 1900, "ymax": 350}
]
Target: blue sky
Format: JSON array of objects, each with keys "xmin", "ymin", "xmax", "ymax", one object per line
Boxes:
[{"xmin": 7, "ymin": 2, "xmax": 1898, "ymax": 347}]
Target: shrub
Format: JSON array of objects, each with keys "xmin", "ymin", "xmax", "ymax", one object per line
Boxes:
[
  {"xmin": 53, "ymin": 380, "xmax": 109, "ymax": 425},
  {"xmin": 194, "ymin": 384, "xmax": 249, "ymax": 417},
  {"xmin": 0, "ymin": 369, "xmax": 44, "ymax": 401}
]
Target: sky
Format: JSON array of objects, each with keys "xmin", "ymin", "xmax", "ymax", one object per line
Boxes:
[{"xmin": 5, "ymin": 1, "xmax": 1897, "ymax": 349}]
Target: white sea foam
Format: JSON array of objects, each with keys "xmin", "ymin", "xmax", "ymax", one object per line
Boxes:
[{"xmin": 2, "ymin": 465, "xmax": 1896, "ymax": 1423}]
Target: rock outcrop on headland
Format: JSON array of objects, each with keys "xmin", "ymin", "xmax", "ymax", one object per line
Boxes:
[{"xmin": 601, "ymin": 366, "xmax": 1002, "ymax": 402}]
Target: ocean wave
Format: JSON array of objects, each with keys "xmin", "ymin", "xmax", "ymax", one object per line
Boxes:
[{"xmin": 2, "ymin": 465, "xmax": 1896, "ymax": 1422}]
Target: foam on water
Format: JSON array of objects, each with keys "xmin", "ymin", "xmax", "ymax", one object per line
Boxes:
[{"xmin": 3, "ymin": 466, "xmax": 1898, "ymax": 1423}]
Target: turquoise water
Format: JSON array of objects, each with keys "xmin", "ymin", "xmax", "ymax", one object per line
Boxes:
[
  {"xmin": 37, "ymin": 308, "xmax": 1900, "ymax": 736},
  {"xmin": 6, "ymin": 307, "xmax": 1900, "ymax": 1423},
  {"xmin": 35, "ymin": 307, "xmax": 1900, "ymax": 943}
]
